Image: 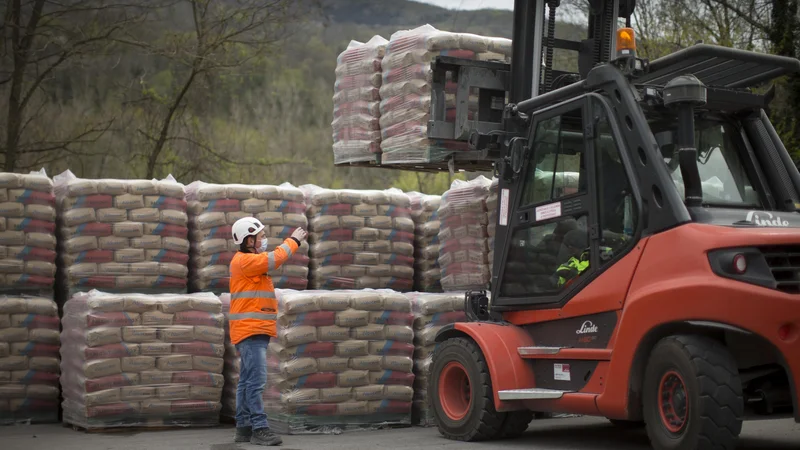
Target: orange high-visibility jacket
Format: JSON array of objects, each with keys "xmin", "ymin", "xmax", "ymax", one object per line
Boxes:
[{"xmin": 228, "ymin": 237, "xmax": 299, "ymax": 345}]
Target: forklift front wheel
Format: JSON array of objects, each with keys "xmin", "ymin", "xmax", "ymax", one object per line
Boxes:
[
  {"xmin": 642, "ymin": 335, "xmax": 744, "ymax": 450},
  {"xmin": 429, "ymin": 337, "xmax": 506, "ymax": 441}
]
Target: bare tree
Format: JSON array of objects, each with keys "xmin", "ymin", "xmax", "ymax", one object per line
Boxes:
[
  {"xmin": 0, "ymin": 0, "xmax": 149, "ymax": 172},
  {"xmin": 115, "ymin": 0, "xmax": 320, "ymax": 179}
]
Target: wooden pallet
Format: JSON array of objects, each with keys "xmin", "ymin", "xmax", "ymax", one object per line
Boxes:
[{"xmin": 64, "ymin": 421, "xmax": 220, "ymax": 434}]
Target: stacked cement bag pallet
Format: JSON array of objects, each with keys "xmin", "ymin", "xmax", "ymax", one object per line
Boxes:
[
  {"xmin": 60, "ymin": 290, "xmax": 225, "ymax": 429},
  {"xmin": 264, "ymin": 289, "xmax": 415, "ymax": 434},
  {"xmin": 486, "ymin": 178, "xmax": 499, "ymax": 275},
  {"xmin": 407, "ymin": 292, "xmax": 466, "ymax": 426},
  {"xmin": 0, "ymin": 295, "xmax": 61, "ymax": 424},
  {"xmin": 379, "ymin": 25, "xmax": 512, "ymax": 164},
  {"xmin": 333, "ymin": 36, "xmax": 388, "ymax": 164},
  {"xmin": 185, "ymin": 182, "xmax": 309, "ymax": 292},
  {"xmin": 0, "ymin": 171, "xmax": 57, "ymax": 292},
  {"xmin": 408, "ymin": 193, "xmax": 441, "ymax": 292},
  {"xmin": 303, "ymin": 187, "xmax": 415, "ymax": 291},
  {"xmin": 438, "ymin": 176, "xmax": 492, "ymax": 291},
  {"xmin": 53, "ymin": 170, "xmax": 190, "ymax": 293}
]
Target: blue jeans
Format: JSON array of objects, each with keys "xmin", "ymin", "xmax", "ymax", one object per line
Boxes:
[{"xmin": 235, "ymin": 335, "xmax": 270, "ymax": 430}]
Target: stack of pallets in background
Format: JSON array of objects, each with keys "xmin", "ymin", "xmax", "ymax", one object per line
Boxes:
[
  {"xmin": 263, "ymin": 289, "xmax": 415, "ymax": 434},
  {"xmin": 408, "ymin": 193, "xmax": 442, "ymax": 292},
  {"xmin": 59, "ymin": 290, "xmax": 225, "ymax": 430},
  {"xmin": 185, "ymin": 181, "xmax": 309, "ymax": 294},
  {"xmin": 53, "ymin": 170, "xmax": 190, "ymax": 298},
  {"xmin": 437, "ymin": 176, "xmax": 492, "ymax": 292},
  {"xmin": 0, "ymin": 170, "xmax": 61, "ymax": 425},
  {"xmin": 302, "ymin": 187, "xmax": 415, "ymax": 292}
]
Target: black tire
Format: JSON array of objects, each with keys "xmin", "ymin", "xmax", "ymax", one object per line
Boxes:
[
  {"xmin": 428, "ymin": 337, "xmax": 506, "ymax": 441},
  {"xmin": 609, "ymin": 418, "xmax": 645, "ymax": 429},
  {"xmin": 642, "ymin": 335, "xmax": 744, "ymax": 450},
  {"xmin": 497, "ymin": 410, "xmax": 535, "ymax": 439}
]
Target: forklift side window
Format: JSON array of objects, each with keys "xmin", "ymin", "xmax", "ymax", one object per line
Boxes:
[
  {"xmin": 499, "ymin": 214, "xmax": 590, "ymax": 297},
  {"xmin": 520, "ymin": 110, "xmax": 585, "ymax": 207}
]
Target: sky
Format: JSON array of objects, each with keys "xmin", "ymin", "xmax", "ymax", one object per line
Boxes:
[{"xmin": 415, "ymin": 0, "xmax": 515, "ymax": 10}]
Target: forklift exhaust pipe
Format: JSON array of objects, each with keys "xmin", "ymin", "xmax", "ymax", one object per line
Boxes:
[{"xmin": 664, "ymin": 75, "xmax": 707, "ymax": 207}]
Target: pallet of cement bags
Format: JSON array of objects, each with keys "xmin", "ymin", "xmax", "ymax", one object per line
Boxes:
[
  {"xmin": 438, "ymin": 176, "xmax": 492, "ymax": 291},
  {"xmin": 59, "ymin": 290, "xmax": 224, "ymax": 430},
  {"xmin": 333, "ymin": 36, "xmax": 388, "ymax": 165},
  {"xmin": 261, "ymin": 289, "xmax": 415, "ymax": 434},
  {"xmin": 53, "ymin": 170, "xmax": 190, "ymax": 295},
  {"xmin": 0, "ymin": 295, "xmax": 61, "ymax": 425},
  {"xmin": 406, "ymin": 292, "xmax": 467, "ymax": 426},
  {"xmin": 0, "ymin": 170, "xmax": 58, "ymax": 296},
  {"xmin": 379, "ymin": 25, "xmax": 512, "ymax": 164},
  {"xmin": 185, "ymin": 181, "xmax": 309, "ymax": 293},
  {"xmin": 301, "ymin": 186, "xmax": 415, "ymax": 291},
  {"xmin": 408, "ymin": 193, "xmax": 442, "ymax": 292}
]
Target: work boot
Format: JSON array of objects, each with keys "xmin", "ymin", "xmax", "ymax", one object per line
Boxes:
[
  {"xmin": 250, "ymin": 427, "xmax": 283, "ymax": 446},
  {"xmin": 234, "ymin": 426, "xmax": 252, "ymax": 443}
]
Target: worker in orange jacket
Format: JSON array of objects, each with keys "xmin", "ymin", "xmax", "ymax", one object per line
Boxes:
[{"xmin": 229, "ymin": 217, "xmax": 307, "ymax": 446}]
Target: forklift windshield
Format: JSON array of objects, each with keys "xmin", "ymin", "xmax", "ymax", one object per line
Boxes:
[{"xmin": 651, "ymin": 115, "xmax": 761, "ymax": 208}]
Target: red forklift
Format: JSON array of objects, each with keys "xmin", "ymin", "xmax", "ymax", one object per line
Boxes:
[{"xmin": 339, "ymin": 0, "xmax": 800, "ymax": 448}]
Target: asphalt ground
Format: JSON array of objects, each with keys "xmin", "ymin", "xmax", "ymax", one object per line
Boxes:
[{"xmin": 3, "ymin": 416, "xmax": 799, "ymax": 450}]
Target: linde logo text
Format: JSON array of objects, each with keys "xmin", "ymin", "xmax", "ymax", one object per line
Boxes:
[
  {"xmin": 745, "ymin": 211, "xmax": 789, "ymax": 227},
  {"xmin": 576, "ymin": 321, "xmax": 598, "ymax": 334}
]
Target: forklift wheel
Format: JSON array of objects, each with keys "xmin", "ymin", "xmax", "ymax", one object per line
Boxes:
[
  {"xmin": 429, "ymin": 337, "xmax": 508, "ymax": 441},
  {"xmin": 642, "ymin": 335, "xmax": 744, "ymax": 450}
]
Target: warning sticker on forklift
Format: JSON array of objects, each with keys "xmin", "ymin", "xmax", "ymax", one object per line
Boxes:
[
  {"xmin": 535, "ymin": 202, "xmax": 562, "ymax": 221},
  {"xmin": 554, "ymin": 363, "xmax": 571, "ymax": 381},
  {"xmin": 499, "ymin": 188, "xmax": 510, "ymax": 226}
]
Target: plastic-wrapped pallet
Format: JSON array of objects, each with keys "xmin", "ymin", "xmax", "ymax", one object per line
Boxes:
[
  {"xmin": 219, "ymin": 293, "xmax": 238, "ymax": 419},
  {"xmin": 438, "ymin": 176, "xmax": 492, "ymax": 291},
  {"xmin": 0, "ymin": 295, "xmax": 61, "ymax": 424},
  {"xmin": 379, "ymin": 25, "xmax": 512, "ymax": 164},
  {"xmin": 264, "ymin": 289, "xmax": 415, "ymax": 434},
  {"xmin": 185, "ymin": 182, "xmax": 309, "ymax": 292},
  {"xmin": 59, "ymin": 290, "xmax": 225, "ymax": 430},
  {"xmin": 333, "ymin": 36, "xmax": 388, "ymax": 164},
  {"xmin": 53, "ymin": 170, "xmax": 190, "ymax": 293},
  {"xmin": 408, "ymin": 193, "xmax": 441, "ymax": 292},
  {"xmin": 302, "ymin": 186, "xmax": 415, "ymax": 291},
  {"xmin": 406, "ymin": 292, "xmax": 466, "ymax": 426},
  {"xmin": 486, "ymin": 178, "xmax": 499, "ymax": 275},
  {"xmin": 0, "ymin": 170, "xmax": 57, "ymax": 293}
]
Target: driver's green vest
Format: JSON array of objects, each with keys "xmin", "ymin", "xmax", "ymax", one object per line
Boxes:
[{"xmin": 556, "ymin": 247, "xmax": 613, "ymax": 287}]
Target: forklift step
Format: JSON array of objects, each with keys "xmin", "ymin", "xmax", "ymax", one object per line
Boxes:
[
  {"xmin": 517, "ymin": 346, "xmax": 613, "ymax": 360},
  {"xmin": 497, "ymin": 388, "xmax": 570, "ymax": 400},
  {"xmin": 518, "ymin": 346, "xmax": 564, "ymax": 355}
]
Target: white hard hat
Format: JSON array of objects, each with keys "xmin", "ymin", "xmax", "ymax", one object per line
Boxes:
[{"xmin": 232, "ymin": 217, "xmax": 265, "ymax": 245}]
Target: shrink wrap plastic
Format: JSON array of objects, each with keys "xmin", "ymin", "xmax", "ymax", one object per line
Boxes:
[
  {"xmin": 223, "ymin": 289, "xmax": 414, "ymax": 434},
  {"xmin": 437, "ymin": 176, "xmax": 492, "ymax": 291},
  {"xmin": 60, "ymin": 290, "xmax": 224, "ymax": 429},
  {"xmin": 185, "ymin": 181, "xmax": 309, "ymax": 292},
  {"xmin": 408, "ymin": 193, "xmax": 441, "ymax": 292},
  {"xmin": 333, "ymin": 36, "xmax": 389, "ymax": 164},
  {"xmin": 379, "ymin": 25, "xmax": 512, "ymax": 164},
  {"xmin": 301, "ymin": 186, "xmax": 414, "ymax": 292},
  {"xmin": 53, "ymin": 170, "xmax": 189, "ymax": 293},
  {"xmin": 0, "ymin": 295, "xmax": 60, "ymax": 424},
  {"xmin": 0, "ymin": 170, "xmax": 57, "ymax": 293}
]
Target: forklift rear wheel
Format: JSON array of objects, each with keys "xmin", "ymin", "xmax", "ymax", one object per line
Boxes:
[
  {"xmin": 642, "ymin": 335, "xmax": 743, "ymax": 450},
  {"xmin": 429, "ymin": 337, "xmax": 508, "ymax": 441}
]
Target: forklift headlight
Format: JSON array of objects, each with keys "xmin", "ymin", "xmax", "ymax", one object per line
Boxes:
[{"xmin": 707, "ymin": 247, "xmax": 776, "ymax": 290}]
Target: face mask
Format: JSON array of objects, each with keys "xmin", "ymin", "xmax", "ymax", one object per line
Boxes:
[{"xmin": 258, "ymin": 239, "xmax": 268, "ymax": 253}]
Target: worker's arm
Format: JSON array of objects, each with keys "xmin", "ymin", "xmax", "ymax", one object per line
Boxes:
[{"xmin": 240, "ymin": 237, "xmax": 300, "ymax": 277}]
